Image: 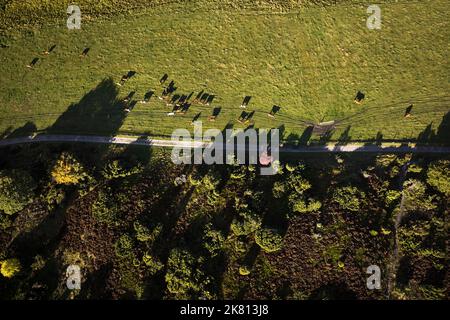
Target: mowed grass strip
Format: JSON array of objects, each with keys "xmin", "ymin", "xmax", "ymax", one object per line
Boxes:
[{"xmin": 0, "ymin": 0, "xmax": 448, "ymax": 142}]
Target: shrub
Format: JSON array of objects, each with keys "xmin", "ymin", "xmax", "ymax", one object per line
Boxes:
[
  {"xmin": 403, "ymin": 180, "xmax": 437, "ymax": 211},
  {"xmin": 272, "ymin": 174, "xmax": 311, "ymax": 199},
  {"xmin": 427, "ymin": 160, "xmax": 450, "ymax": 196},
  {"xmin": 165, "ymin": 249, "xmax": 211, "ymax": 298},
  {"xmin": 239, "ymin": 266, "xmax": 251, "ymax": 276},
  {"xmin": 115, "ymin": 234, "xmax": 134, "ymax": 258},
  {"xmin": 142, "ymin": 253, "xmax": 164, "ymax": 275},
  {"xmin": 134, "ymin": 222, "xmax": 162, "ymax": 243},
  {"xmin": 230, "ymin": 210, "xmax": 262, "ymax": 236},
  {"xmin": 285, "ymin": 163, "xmax": 296, "ymax": 172},
  {"xmin": 0, "ymin": 169, "xmax": 36, "ymax": 215},
  {"xmin": 188, "ymin": 173, "xmax": 201, "ymax": 186},
  {"xmin": 333, "ymin": 186, "xmax": 364, "ymax": 212},
  {"xmin": 31, "ymin": 255, "xmax": 46, "ymax": 272},
  {"xmin": 203, "ymin": 225, "xmax": 225, "ymax": 255},
  {"xmin": 323, "ymin": 245, "xmax": 342, "ymax": 265},
  {"xmin": 385, "ymin": 190, "xmax": 401, "ymax": 207},
  {"xmin": 91, "ymin": 190, "xmax": 120, "ymax": 226},
  {"xmin": 255, "ymin": 228, "xmax": 283, "ymax": 253},
  {"xmin": 0, "ymin": 258, "xmax": 21, "ymax": 278},
  {"xmin": 102, "ymin": 160, "xmax": 142, "ymax": 180},
  {"xmin": 201, "ymin": 172, "xmax": 221, "ymax": 191},
  {"xmin": 408, "ymin": 164, "xmax": 423, "ymax": 174},
  {"xmin": 0, "ymin": 214, "xmax": 12, "ymax": 230},
  {"xmin": 51, "ymin": 152, "xmax": 87, "ymax": 185},
  {"xmin": 272, "ymin": 181, "xmax": 286, "ymax": 198},
  {"xmin": 369, "ymin": 230, "xmax": 379, "ymax": 236},
  {"xmin": 134, "ymin": 221, "xmax": 152, "ymax": 242},
  {"xmin": 375, "ymin": 154, "xmax": 397, "ymax": 167},
  {"xmin": 292, "ymin": 198, "xmax": 322, "ymax": 213},
  {"xmin": 43, "ymin": 185, "xmax": 65, "ymax": 210}
]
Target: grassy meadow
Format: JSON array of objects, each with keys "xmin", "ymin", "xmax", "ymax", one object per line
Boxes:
[{"xmin": 0, "ymin": 0, "xmax": 449, "ymax": 143}]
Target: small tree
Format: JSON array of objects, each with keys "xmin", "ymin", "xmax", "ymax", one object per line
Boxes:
[
  {"xmin": 142, "ymin": 253, "xmax": 164, "ymax": 275},
  {"xmin": 203, "ymin": 224, "xmax": 225, "ymax": 255},
  {"xmin": 333, "ymin": 186, "xmax": 364, "ymax": 212},
  {"xmin": 91, "ymin": 189, "xmax": 120, "ymax": 226},
  {"xmin": 292, "ymin": 198, "xmax": 322, "ymax": 213},
  {"xmin": 255, "ymin": 228, "xmax": 283, "ymax": 253},
  {"xmin": 230, "ymin": 210, "xmax": 262, "ymax": 236},
  {"xmin": 0, "ymin": 170, "xmax": 36, "ymax": 215},
  {"xmin": 115, "ymin": 234, "xmax": 134, "ymax": 258},
  {"xmin": 0, "ymin": 258, "xmax": 21, "ymax": 278},
  {"xmin": 102, "ymin": 160, "xmax": 142, "ymax": 180},
  {"xmin": 427, "ymin": 160, "xmax": 450, "ymax": 196},
  {"xmin": 403, "ymin": 180, "xmax": 436, "ymax": 211},
  {"xmin": 51, "ymin": 152, "xmax": 87, "ymax": 185},
  {"xmin": 165, "ymin": 249, "xmax": 211, "ymax": 299}
]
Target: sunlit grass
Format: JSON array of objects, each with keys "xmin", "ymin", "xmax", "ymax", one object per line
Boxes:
[{"xmin": 0, "ymin": 0, "xmax": 448, "ymax": 142}]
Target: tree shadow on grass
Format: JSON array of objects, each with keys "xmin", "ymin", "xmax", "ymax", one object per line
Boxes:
[
  {"xmin": 47, "ymin": 78, "xmax": 126, "ymax": 136},
  {"xmin": 6, "ymin": 121, "xmax": 37, "ymax": 138},
  {"xmin": 417, "ymin": 123, "xmax": 435, "ymax": 143},
  {"xmin": 336, "ymin": 126, "xmax": 351, "ymax": 146},
  {"xmin": 435, "ymin": 111, "xmax": 450, "ymax": 145},
  {"xmin": 298, "ymin": 126, "xmax": 314, "ymax": 146}
]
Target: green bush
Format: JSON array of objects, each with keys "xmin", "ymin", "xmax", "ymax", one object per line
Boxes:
[
  {"xmin": 51, "ymin": 152, "xmax": 88, "ymax": 185},
  {"xmin": 134, "ymin": 221, "xmax": 152, "ymax": 242},
  {"xmin": 272, "ymin": 174, "xmax": 311, "ymax": 199},
  {"xmin": 292, "ymin": 198, "xmax": 322, "ymax": 213},
  {"xmin": 332, "ymin": 186, "xmax": 364, "ymax": 212},
  {"xmin": 0, "ymin": 169, "xmax": 36, "ymax": 215},
  {"xmin": 272, "ymin": 181, "xmax": 286, "ymax": 198},
  {"xmin": 0, "ymin": 213, "xmax": 12, "ymax": 230},
  {"xmin": 323, "ymin": 245, "xmax": 342, "ymax": 266},
  {"xmin": 134, "ymin": 221, "xmax": 162, "ymax": 243},
  {"xmin": 255, "ymin": 228, "xmax": 283, "ymax": 253},
  {"xmin": 385, "ymin": 189, "xmax": 401, "ymax": 207},
  {"xmin": 142, "ymin": 253, "xmax": 164, "ymax": 275},
  {"xmin": 427, "ymin": 160, "xmax": 450, "ymax": 196},
  {"xmin": 43, "ymin": 185, "xmax": 66, "ymax": 210},
  {"xmin": 115, "ymin": 234, "xmax": 134, "ymax": 258},
  {"xmin": 91, "ymin": 190, "xmax": 120, "ymax": 226},
  {"xmin": 239, "ymin": 266, "xmax": 251, "ymax": 276},
  {"xmin": 31, "ymin": 255, "xmax": 46, "ymax": 272},
  {"xmin": 165, "ymin": 249, "xmax": 211, "ymax": 299},
  {"xmin": 203, "ymin": 224, "xmax": 225, "ymax": 255},
  {"xmin": 102, "ymin": 160, "xmax": 142, "ymax": 180},
  {"xmin": 230, "ymin": 210, "xmax": 262, "ymax": 236},
  {"xmin": 403, "ymin": 180, "xmax": 437, "ymax": 211},
  {"xmin": 0, "ymin": 258, "xmax": 21, "ymax": 278}
]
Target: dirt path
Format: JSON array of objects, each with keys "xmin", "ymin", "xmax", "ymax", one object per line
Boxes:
[
  {"xmin": 1, "ymin": 134, "xmax": 450, "ymax": 154},
  {"xmin": 386, "ymin": 162, "xmax": 416, "ymax": 297}
]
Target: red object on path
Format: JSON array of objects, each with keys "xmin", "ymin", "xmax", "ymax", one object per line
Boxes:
[{"xmin": 259, "ymin": 152, "xmax": 273, "ymax": 166}]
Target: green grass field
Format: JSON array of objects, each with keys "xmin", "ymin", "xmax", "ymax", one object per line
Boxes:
[{"xmin": 0, "ymin": 0, "xmax": 449, "ymax": 143}]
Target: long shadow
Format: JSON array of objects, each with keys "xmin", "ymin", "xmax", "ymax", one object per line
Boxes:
[
  {"xmin": 6, "ymin": 121, "xmax": 37, "ymax": 138},
  {"xmin": 435, "ymin": 111, "xmax": 450, "ymax": 145},
  {"xmin": 336, "ymin": 125, "xmax": 351, "ymax": 146},
  {"xmin": 0, "ymin": 127, "xmax": 13, "ymax": 139},
  {"xmin": 298, "ymin": 126, "xmax": 314, "ymax": 146},
  {"xmin": 119, "ymin": 135, "xmax": 153, "ymax": 168},
  {"xmin": 417, "ymin": 123, "xmax": 435, "ymax": 143},
  {"xmin": 47, "ymin": 78, "xmax": 126, "ymax": 136}
]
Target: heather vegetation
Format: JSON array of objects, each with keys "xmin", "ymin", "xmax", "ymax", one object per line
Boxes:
[{"xmin": 0, "ymin": 142, "xmax": 447, "ymax": 299}]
